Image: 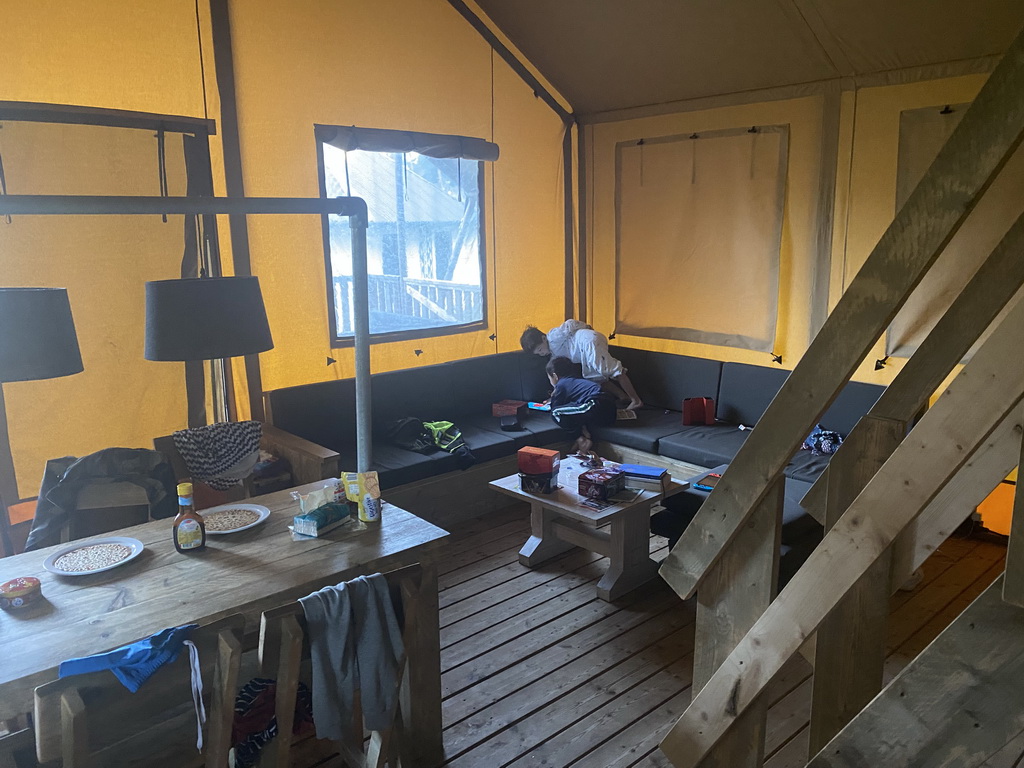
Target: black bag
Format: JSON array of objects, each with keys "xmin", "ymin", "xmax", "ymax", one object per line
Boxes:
[{"xmin": 385, "ymin": 417, "xmax": 435, "ymax": 454}]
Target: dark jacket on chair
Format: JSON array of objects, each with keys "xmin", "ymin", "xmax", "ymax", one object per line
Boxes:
[{"xmin": 25, "ymin": 448, "xmax": 178, "ymax": 551}]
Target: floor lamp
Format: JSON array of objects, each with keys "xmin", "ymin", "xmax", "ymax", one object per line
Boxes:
[
  {"xmin": 144, "ymin": 276, "xmax": 274, "ymax": 423},
  {"xmin": 0, "ymin": 288, "xmax": 84, "ymax": 556}
]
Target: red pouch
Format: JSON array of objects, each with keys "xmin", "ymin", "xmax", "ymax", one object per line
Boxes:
[{"xmin": 682, "ymin": 397, "xmax": 716, "ymax": 426}]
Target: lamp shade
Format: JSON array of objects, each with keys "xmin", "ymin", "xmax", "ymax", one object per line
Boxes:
[
  {"xmin": 0, "ymin": 287, "xmax": 84, "ymax": 383},
  {"xmin": 145, "ymin": 276, "xmax": 274, "ymax": 361}
]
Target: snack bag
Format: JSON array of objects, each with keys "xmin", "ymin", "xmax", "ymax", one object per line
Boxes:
[{"xmin": 343, "ymin": 471, "xmax": 382, "ymax": 523}]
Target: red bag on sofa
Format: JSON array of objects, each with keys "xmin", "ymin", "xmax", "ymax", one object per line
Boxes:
[{"xmin": 682, "ymin": 397, "xmax": 716, "ymax": 426}]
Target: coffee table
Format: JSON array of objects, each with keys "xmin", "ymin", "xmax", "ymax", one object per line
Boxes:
[{"xmin": 489, "ymin": 456, "xmax": 689, "ymax": 601}]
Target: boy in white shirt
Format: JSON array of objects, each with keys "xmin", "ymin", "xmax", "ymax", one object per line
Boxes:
[{"xmin": 521, "ymin": 320, "xmax": 643, "ymax": 410}]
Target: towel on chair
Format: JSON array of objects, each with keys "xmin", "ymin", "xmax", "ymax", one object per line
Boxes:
[
  {"xmin": 58, "ymin": 623, "xmax": 199, "ymax": 692},
  {"xmin": 173, "ymin": 420, "xmax": 262, "ymax": 491},
  {"xmin": 298, "ymin": 573, "xmax": 404, "ymax": 739}
]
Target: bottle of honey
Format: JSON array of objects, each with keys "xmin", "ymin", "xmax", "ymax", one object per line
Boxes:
[{"xmin": 173, "ymin": 482, "xmax": 206, "ymax": 553}]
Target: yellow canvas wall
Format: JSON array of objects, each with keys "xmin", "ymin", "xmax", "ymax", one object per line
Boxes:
[
  {"xmin": 836, "ymin": 74, "xmax": 990, "ymax": 386},
  {"xmin": 0, "ymin": 0, "xmax": 567, "ymax": 498},
  {"xmin": 227, "ymin": 0, "xmax": 567, "ymax": 390},
  {"xmin": 587, "ymin": 96, "xmax": 825, "ymax": 368}
]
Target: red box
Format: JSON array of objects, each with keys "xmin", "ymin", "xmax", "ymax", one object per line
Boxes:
[
  {"xmin": 518, "ymin": 446, "xmax": 560, "ymax": 475},
  {"xmin": 492, "ymin": 399, "xmax": 528, "ymax": 417},
  {"xmin": 578, "ymin": 468, "xmax": 626, "ymax": 500},
  {"xmin": 683, "ymin": 397, "xmax": 716, "ymax": 426}
]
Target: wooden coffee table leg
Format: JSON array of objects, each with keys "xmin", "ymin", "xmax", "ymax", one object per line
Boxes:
[
  {"xmin": 597, "ymin": 502, "xmax": 659, "ymax": 601},
  {"xmin": 519, "ymin": 502, "xmax": 576, "ymax": 566}
]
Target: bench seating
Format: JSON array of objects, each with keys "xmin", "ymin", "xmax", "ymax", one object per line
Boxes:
[{"xmin": 264, "ymin": 347, "xmax": 886, "ymax": 541}]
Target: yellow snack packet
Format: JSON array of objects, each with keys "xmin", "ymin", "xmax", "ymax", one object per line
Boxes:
[{"xmin": 343, "ymin": 471, "xmax": 382, "ymax": 523}]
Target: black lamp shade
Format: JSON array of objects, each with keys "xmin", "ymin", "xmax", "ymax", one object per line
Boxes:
[
  {"xmin": 145, "ymin": 276, "xmax": 274, "ymax": 361},
  {"xmin": 0, "ymin": 287, "xmax": 84, "ymax": 383}
]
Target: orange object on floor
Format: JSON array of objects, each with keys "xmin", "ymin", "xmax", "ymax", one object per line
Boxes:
[{"xmin": 977, "ymin": 481, "xmax": 1015, "ymax": 536}]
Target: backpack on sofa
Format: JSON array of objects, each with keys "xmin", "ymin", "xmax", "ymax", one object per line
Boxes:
[{"xmin": 385, "ymin": 417, "xmax": 435, "ymax": 453}]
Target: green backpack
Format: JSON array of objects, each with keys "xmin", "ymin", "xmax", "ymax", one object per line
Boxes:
[{"xmin": 422, "ymin": 420, "xmax": 466, "ymax": 453}]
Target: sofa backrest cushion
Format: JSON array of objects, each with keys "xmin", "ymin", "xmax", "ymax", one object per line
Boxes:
[
  {"xmin": 610, "ymin": 346, "xmax": 723, "ymax": 412},
  {"xmin": 819, "ymin": 380, "xmax": 885, "ymax": 436},
  {"xmin": 518, "ymin": 351, "xmax": 554, "ymax": 403},
  {"xmin": 716, "ymin": 362, "xmax": 789, "ymax": 426},
  {"xmin": 266, "ymin": 377, "xmax": 355, "ymax": 454},
  {"xmin": 371, "ymin": 362, "xmax": 456, "ymax": 428},
  {"xmin": 445, "ymin": 352, "xmax": 530, "ymax": 418},
  {"xmin": 718, "ymin": 362, "xmax": 885, "ymax": 435}
]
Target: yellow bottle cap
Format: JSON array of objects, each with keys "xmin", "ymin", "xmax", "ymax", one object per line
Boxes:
[{"xmin": 177, "ymin": 482, "xmax": 193, "ymax": 496}]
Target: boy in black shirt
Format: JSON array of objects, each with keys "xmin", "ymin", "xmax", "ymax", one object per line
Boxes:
[{"xmin": 547, "ymin": 356, "xmax": 617, "ymax": 454}]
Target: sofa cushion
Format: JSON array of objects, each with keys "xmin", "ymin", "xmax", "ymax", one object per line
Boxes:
[
  {"xmin": 454, "ymin": 423, "xmax": 519, "ymax": 463},
  {"xmin": 518, "ymin": 351, "xmax": 554, "ymax": 403},
  {"xmin": 333, "ymin": 443, "xmax": 458, "ymax": 489},
  {"xmin": 589, "ymin": 409, "xmax": 688, "ymax": 454},
  {"xmin": 657, "ymin": 425, "xmax": 749, "ymax": 467},
  {"xmin": 371, "ymin": 364, "xmax": 456, "ymax": 426},
  {"xmin": 819, "ymin": 380, "xmax": 885, "ymax": 436},
  {"xmin": 464, "ymin": 413, "xmax": 566, "ymax": 450},
  {"xmin": 446, "ymin": 353, "xmax": 531, "ymax": 421},
  {"xmin": 785, "ymin": 449, "xmax": 832, "ymax": 483},
  {"xmin": 716, "ymin": 362, "xmax": 790, "ymax": 426},
  {"xmin": 610, "ymin": 346, "xmax": 723, "ymax": 413},
  {"xmin": 266, "ymin": 378, "xmax": 356, "ymax": 454}
]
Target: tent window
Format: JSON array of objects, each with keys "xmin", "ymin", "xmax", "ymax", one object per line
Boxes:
[
  {"xmin": 316, "ymin": 125, "xmax": 496, "ymax": 345},
  {"xmin": 614, "ymin": 126, "xmax": 788, "ymax": 352}
]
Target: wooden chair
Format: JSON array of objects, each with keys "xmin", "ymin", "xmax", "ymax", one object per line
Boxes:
[
  {"xmin": 154, "ymin": 422, "xmax": 341, "ymax": 504},
  {"xmin": 257, "ymin": 565, "xmax": 423, "ymax": 768},
  {"xmin": 33, "ymin": 614, "xmax": 245, "ymax": 768}
]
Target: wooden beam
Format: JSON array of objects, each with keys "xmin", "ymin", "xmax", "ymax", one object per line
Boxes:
[
  {"xmin": 802, "ymin": 211, "xmax": 1024, "ymax": 522},
  {"xmin": 658, "ymin": 295, "xmax": 1024, "ymax": 768},
  {"xmin": 1003, "ymin": 434, "xmax": 1024, "ymax": 606},
  {"xmin": 659, "ymin": 28, "xmax": 1024, "ymax": 600},
  {"xmin": 808, "ymin": 576, "xmax": 1024, "ymax": 767},
  {"xmin": 692, "ymin": 478, "xmax": 783, "ymax": 768},
  {"xmin": 809, "ymin": 416, "xmax": 905, "ymax": 755},
  {"xmin": 892, "ymin": 406, "xmax": 1023, "ymax": 586}
]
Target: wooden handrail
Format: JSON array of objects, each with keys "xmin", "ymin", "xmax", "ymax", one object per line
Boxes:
[
  {"xmin": 659, "ymin": 27, "xmax": 1024, "ymax": 601},
  {"xmin": 660, "ymin": 295, "xmax": 1024, "ymax": 767}
]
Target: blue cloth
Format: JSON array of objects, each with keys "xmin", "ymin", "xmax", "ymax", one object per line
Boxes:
[
  {"xmin": 549, "ymin": 376, "xmax": 603, "ymax": 409},
  {"xmin": 802, "ymin": 424, "xmax": 844, "ymax": 456},
  {"xmin": 59, "ymin": 623, "xmax": 198, "ymax": 692}
]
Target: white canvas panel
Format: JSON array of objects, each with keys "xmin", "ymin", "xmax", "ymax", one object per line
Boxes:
[{"xmin": 615, "ymin": 126, "xmax": 787, "ymax": 351}]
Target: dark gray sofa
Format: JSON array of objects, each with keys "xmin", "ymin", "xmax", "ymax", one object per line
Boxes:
[{"xmin": 265, "ymin": 346, "xmax": 885, "ymax": 568}]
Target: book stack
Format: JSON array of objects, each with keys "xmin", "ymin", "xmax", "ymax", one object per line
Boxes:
[{"xmin": 619, "ymin": 463, "xmax": 670, "ymax": 492}]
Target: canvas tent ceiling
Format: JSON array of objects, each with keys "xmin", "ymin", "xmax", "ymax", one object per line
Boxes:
[{"xmin": 472, "ymin": 0, "xmax": 1024, "ymax": 115}]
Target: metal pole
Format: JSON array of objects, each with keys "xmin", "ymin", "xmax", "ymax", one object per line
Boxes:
[
  {"xmin": 0, "ymin": 194, "xmax": 368, "ymax": 217},
  {"xmin": 350, "ymin": 207, "xmax": 373, "ymax": 473}
]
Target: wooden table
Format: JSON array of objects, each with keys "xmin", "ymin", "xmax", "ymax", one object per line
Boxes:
[
  {"xmin": 0, "ymin": 483, "xmax": 449, "ymax": 765},
  {"xmin": 489, "ymin": 456, "xmax": 688, "ymax": 601}
]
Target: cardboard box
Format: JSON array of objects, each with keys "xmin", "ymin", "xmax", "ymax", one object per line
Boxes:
[
  {"xmin": 578, "ymin": 468, "xmax": 626, "ymax": 500},
  {"xmin": 518, "ymin": 446, "xmax": 560, "ymax": 475},
  {"xmin": 492, "ymin": 399, "xmax": 528, "ymax": 417},
  {"xmin": 519, "ymin": 471, "xmax": 558, "ymax": 494}
]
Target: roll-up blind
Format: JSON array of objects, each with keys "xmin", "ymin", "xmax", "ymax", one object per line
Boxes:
[
  {"xmin": 615, "ymin": 126, "xmax": 788, "ymax": 351},
  {"xmin": 316, "ymin": 125, "xmax": 499, "ymax": 162},
  {"xmin": 888, "ymin": 104, "xmax": 1024, "ymax": 359}
]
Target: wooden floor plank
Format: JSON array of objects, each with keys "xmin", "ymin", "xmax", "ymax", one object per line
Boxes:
[
  {"xmin": 440, "ymin": 548, "xmax": 605, "ymax": 628},
  {"xmin": 444, "ymin": 625, "xmax": 696, "ymax": 766},
  {"xmin": 424, "ymin": 504, "xmax": 1004, "ymax": 768},
  {"xmin": 886, "ymin": 540, "xmax": 1006, "ymax": 652},
  {"xmin": 442, "ymin": 583, "xmax": 681, "ymax": 717}
]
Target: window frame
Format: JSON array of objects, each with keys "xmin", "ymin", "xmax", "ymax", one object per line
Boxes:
[{"xmin": 315, "ymin": 132, "xmax": 489, "ymax": 348}]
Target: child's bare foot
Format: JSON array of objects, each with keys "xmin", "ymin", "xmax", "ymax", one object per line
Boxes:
[
  {"xmin": 626, "ymin": 399, "xmax": 643, "ymax": 411},
  {"xmin": 575, "ymin": 436, "xmax": 594, "ymax": 455}
]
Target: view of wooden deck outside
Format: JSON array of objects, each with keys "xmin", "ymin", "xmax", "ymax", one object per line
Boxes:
[
  {"xmin": 431, "ymin": 505, "xmax": 1008, "ymax": 768},
  {"xmin": 333, "ymin": 274, "xmax": 483, "ymax": 335}
]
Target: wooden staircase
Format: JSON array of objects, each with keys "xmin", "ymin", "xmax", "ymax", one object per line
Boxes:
[{"xmin": 656, "ymin": 24, "xmax": 1024, "ymax": 768}]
